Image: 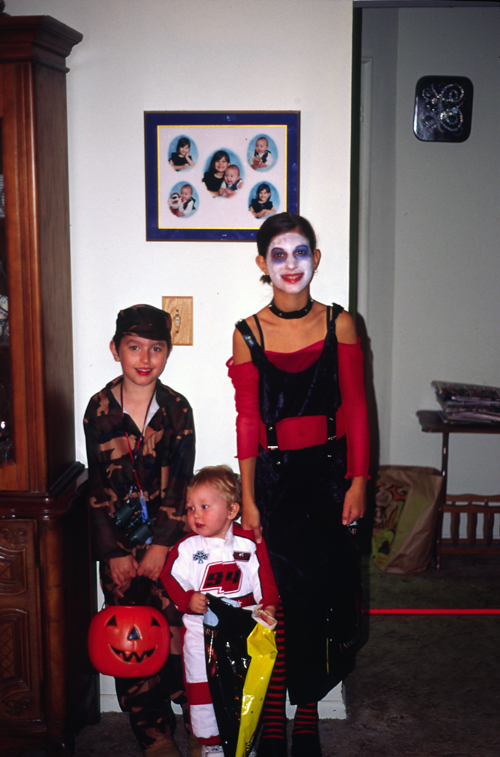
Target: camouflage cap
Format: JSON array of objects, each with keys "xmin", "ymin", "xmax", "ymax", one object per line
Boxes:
[{"xmin": 114, "ymin": 304, "xmax": 172, "ymax": 349}]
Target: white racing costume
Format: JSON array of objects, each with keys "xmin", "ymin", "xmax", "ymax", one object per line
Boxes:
[{"xmin": 162, "ymin": 522, "xmax": 279, "ymax": 739}]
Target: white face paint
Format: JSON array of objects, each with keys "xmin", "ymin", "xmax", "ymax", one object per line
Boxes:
[{"xmin": 265, "ymin": 232, "xmax": 315, "ymax": 294}]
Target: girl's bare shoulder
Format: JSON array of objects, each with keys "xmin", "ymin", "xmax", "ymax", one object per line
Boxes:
[
  {"xmin": 232, "ymin": 312, "xmax": 264, "ymax": 363},
  {"xmin": 334, "ymin": 309, "xmax": 358, "ymax": 344}
]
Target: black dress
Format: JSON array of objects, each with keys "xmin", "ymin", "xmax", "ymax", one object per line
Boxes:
[
  {"xmin": 250, "ymin": 198, "xmax": 274, "ymax": 213},
  {"xmin": 170, "ymin": 152, "xmax": 190, "ymax": 167},
  {"xmin": 235, "ymin": 305, "xmax": 361, "ymax": 705},
  {"xmin": 202, "ymin": 171, "xmax": 224, "ymax": 192}
]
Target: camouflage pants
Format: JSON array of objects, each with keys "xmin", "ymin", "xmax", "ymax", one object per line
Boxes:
[{"xmin": 100, "ymin": 559, "xmax": 189, "ymax": 751}]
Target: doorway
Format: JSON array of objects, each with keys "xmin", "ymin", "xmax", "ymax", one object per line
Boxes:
[{"xmin": 351, "ymin": 1, "xmax": 500, "ymax": 495}]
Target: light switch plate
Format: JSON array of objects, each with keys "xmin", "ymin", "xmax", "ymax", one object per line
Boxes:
[{"xmin": 162, "ymin": 297, "xmax": 193, "ymax": 345}]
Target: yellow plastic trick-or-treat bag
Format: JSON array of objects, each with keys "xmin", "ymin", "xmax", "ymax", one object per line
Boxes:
[{"xmin": 236, "ymin": 617, "xmax": 278, "ymax": 757}]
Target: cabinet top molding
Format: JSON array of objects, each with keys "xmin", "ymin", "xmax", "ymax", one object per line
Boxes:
[{"xmin": 0, "ymin": 15, "xmax": 83, "ymax": 69}]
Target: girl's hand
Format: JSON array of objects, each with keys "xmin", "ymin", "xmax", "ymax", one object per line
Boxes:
[
  {"xmin": 342, "ymin": 476, "xmax": 367, "ymax": 525},
  {"xmin": 242, "ymin": 499, "xmax": 262, "ymax": 543},
  {"xmin": 188, "ymin": 591, "xmax": 208, "ymax": 614},
  {"xmin": 109, "ymin": 555, "xmax": 139, "ymax": 587},
  {"xmin": 237, "ymin": 455, "xmax": 260, "ymax": 541},
  {"xmin": 137, "ymin": 544, "xmax": 169, "ymax": 581}
]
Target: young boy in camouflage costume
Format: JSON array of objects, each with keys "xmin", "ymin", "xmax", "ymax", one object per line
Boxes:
[{"xmin": 84, "ymin": 304, "xmax": 197, "ymax": 757}]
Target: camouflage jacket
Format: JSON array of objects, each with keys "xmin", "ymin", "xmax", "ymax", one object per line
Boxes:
[{"xmin": 84, "ymin": 376, "xmax": 195, "ymax": 561}]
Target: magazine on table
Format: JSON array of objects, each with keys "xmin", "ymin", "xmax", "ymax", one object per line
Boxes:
[{"xmin": 432, "ymin": 381, "xmax": 500, "ymax": 423}]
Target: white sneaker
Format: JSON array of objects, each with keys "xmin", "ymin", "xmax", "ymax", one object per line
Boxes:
[{"xmin": 201, "ymin": 746, "xmax": 224, "ymax": 757}]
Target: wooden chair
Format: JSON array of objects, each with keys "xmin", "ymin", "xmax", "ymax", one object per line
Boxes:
[{"xmin": 436, "ymin": 493, "xmax": 500, "ymax": 568}]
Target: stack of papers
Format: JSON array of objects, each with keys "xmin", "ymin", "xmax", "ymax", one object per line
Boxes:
[{"xmin": 431, "ymin": 381, "xmax": 500, "ymax": 423}]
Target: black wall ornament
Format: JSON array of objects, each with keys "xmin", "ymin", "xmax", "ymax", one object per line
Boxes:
[{"xmin": 414, "ymin": 76, "xmax": 473, "ymax": 143}]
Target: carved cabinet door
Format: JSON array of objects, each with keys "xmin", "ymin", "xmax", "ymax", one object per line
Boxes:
[{"xmin": 0, "ymin": 520, "xmax": 43, "ymax": 724}]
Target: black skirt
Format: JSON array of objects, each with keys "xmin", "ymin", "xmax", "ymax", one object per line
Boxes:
[{"xmin": 255, "ymin": 436, "xmax": 361, "ymax": 704}]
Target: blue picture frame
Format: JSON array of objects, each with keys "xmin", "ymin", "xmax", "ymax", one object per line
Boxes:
[{"xmin": 144, "ymin": 111, "xmax": 300, "ymax": 241}]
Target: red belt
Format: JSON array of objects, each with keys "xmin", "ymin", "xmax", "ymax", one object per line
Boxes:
[{"xmin": 259, "ymin": 415, "xmax": 329, "ymax": 451}]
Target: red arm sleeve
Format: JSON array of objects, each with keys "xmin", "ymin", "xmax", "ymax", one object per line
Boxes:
[
  {"xmin": 227, "ymin": 358, "xmax": 261, "ymax": 459},
  {"xmin": 337, "ymin": 340, "xmax": 370, "ymax": 479},
  {"xmin": 160, "ymin": 542, "xmax": 195, "ymax": 613}
]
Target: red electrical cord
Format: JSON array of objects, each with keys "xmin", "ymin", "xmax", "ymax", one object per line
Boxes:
[{"xmin": 365, "ymin": 608, "xmax": 500, "ymax": 615}]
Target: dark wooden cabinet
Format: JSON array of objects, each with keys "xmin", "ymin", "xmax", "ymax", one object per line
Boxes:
[{"xmin": 0, "ymin": 14, "xmax": 98, "ymax": 756}]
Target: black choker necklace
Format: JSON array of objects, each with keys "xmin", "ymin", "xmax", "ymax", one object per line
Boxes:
[{"xmin": 268, "ymin": 296, "xmax": 314, "ymax": 319}]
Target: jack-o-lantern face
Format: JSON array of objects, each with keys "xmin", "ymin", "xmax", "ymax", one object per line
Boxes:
[{"xmin": 88, "ymin": 606, "xmax": 170, "ymax": 678}]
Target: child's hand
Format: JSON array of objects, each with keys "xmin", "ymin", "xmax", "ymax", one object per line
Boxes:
[
  {"xmin": 258, "ymin": 605, "xmax": 276, "ymax": 625},
  {"xmin": 109, "ymin": 555, "xmax": 139, "ymax": 587},
  {"xmin": 137, "ymin": 544, "xmax": 169, "ymax": 581},
  {"xmin": 253, "ymin": 605, "xmax": 277, "ymax": 628},
  {"xmin": 188, "ymin": 591, "xmax": 208, "ymax": 614}
]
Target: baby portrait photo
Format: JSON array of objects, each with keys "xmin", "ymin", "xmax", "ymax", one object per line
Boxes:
[{"xmin": 248, "ymin": 133, "xmax": 278, "ymax": 171}]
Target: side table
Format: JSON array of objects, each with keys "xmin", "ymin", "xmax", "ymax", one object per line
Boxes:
[{"xmin": 417, "ymin": 410, "xmax": 500, "ymax": 568}]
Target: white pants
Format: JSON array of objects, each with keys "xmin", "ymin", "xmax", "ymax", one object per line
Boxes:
[{"xmin": 183, "ymin": 614, "xmax": 218, "ymax": 740}]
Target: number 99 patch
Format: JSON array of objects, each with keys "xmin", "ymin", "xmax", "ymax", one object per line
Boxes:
[{"xmin": 201, "ymin": 562, "xmax": 242, "ymax": 594}]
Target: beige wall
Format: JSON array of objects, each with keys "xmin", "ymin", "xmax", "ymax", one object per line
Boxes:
[{"xmin": 14, "ymin": 0, "xmax": 354, "ymax": 472}]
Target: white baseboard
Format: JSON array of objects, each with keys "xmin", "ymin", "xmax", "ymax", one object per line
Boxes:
[
  {"xmin": 286, "ymin": 682, "xmax": 346, "ymax": 720},
  {"xmin": 100, "ymin": 676, "xmax": 346, "ymax": 719}
]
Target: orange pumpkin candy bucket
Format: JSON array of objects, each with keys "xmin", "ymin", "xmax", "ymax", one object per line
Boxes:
[{"xmin": 88, "ymin": 606, "xmax": 170, "ymax": 677}]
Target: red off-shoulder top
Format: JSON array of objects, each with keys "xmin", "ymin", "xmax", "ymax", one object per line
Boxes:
[{"xmin": 227, "ymin": 339, "xmax": 369, "ymax": 479}]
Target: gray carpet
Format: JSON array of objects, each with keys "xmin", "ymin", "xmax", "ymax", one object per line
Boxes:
[{"xmin": 70, "ymin": 555, "xmax": 500, "ymax": 757}]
